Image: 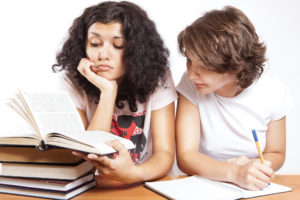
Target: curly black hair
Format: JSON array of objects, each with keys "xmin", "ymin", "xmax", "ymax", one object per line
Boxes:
[{"xmin": 52, "ymin": 1, "xmax": 169, "ymax": 112}]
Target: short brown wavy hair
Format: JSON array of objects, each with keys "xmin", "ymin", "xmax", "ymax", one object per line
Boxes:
[{"xmin": 178, "ymin": 6, "xmax": 266, "ymax": 88}]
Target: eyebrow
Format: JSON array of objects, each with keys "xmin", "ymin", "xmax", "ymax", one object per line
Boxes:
[{"xmin": 89, "ymin": 32, "xmax": 124, "ymax": 39}]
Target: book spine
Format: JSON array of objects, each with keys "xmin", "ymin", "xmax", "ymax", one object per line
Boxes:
[{"xmin": 35, "ymin": 140, "xmax": 48, "ymax": 152}]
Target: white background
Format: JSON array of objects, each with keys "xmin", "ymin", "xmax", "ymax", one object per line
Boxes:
[{"xmin": 0, "ymin": 0, "xmax": 299, "ymax": 174}]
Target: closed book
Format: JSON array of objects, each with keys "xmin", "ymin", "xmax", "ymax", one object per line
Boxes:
[
  {"xmin": 0, "ymin": 179, "xmax": 96, "ymax": 200},
  {"xmin": 0, "ymin": 160, "xmax": 94, "ymax": 180},
  {"xmin": 0, "ymin": 171, "xmax": 94, "ymax": 191},
  {"xmin": 0, "ymin": 146, "xmax": 82, "ymax": 165}
]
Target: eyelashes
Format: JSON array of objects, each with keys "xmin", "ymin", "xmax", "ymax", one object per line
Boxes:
[{"xmin": 90, "ymin": 43, "xmax": 124, "ymax": 49}]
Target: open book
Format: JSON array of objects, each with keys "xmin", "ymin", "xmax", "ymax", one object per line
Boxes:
[
  {"xmin": 2, "ymin": 89, "xmax": 135, "ymax": 155},
  {"xmin": 145, "ymin": 176, "xmax": 292, "ymax": 200}
]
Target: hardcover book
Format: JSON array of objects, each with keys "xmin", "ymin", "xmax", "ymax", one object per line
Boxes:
[
  {"xmin": 0, "ymin": 171, "xmax": 95, "ymax": 191},
  {"xmin": 0, "ymin": 160, "xmax": 94, "ymax": 180},
  {"xmin": 0, "ymin": 179, "xmax": 96, "ymax": 200},
  {"xmin": 2, "ymin": 89, "xmax": 135, "ymax": 155}
]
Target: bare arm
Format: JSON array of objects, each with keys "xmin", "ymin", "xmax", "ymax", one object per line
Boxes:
[
  {"xmin": 86, "ymin": 91, "xmax": 116, "ymax": 132},
  {"xmin": 76, "ymin": 58, "xmax": 117, "ymax": 132},
  {"xmin": 176, "ymin": 93, "xmax": 234, "ymax": 180},
  {"xmin": 74, "ymin": 102, "xmax": 175, "ymax": 185},
  {"xmin": 176, "ymin": 93, "xmax": 273, "ymax": 190},
  {"xmin": 134, "ymin": 102, "xmax": 175, "ymax": 181},
  {"xmin": 263, "ymin": 117, "xmax": 286, "ymax": 170}
]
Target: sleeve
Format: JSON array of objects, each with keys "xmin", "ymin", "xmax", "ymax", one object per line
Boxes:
[
  {"xmin": 57, "ymin": 72, "xmax": 85, "ymax": 110},
  {"xmin": 150, "ymin": 70, "xmax": 178, "ymax": 111},
  {"xmin": 176, "ymin": 71, "xmax": 199, "ymax": 106},
  {"xmin": 270, "ymin": 79, "xmax": 293, "ymax": 121}
]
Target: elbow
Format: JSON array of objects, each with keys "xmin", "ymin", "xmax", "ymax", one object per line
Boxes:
[
  {"xmin": 274, "ymin": 152, "xmax": 286, "ymax": 171},
  {"xmin": 176, "ymin": 151, "xmax": 193, "ymax": 175}
]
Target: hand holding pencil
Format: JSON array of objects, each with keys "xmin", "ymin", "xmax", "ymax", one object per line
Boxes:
[{"xmin": 227, "ymin": 129, "xmax": 274, "ymax": 190}]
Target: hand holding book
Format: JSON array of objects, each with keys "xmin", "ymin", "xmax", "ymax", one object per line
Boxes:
[{"xmin": 73, "ymin": 139, "xmax": 138, "ymax": 186}]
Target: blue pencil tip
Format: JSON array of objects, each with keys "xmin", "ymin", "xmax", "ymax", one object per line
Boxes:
[{"xmin": 252, "ymin": 129, "xmax": 258, "ymax": 142}]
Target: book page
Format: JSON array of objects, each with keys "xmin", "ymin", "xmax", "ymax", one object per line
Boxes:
[
  {"xmin": 46, "ymin": 130, "xmax": 136, "ymax": 155},
  {"xmin": 0, "ymin": 100, "xmax": 36, "ymax": 138},
  {"xmin": 145, "ymin": 176, "xmax": 241, "ymax": 200},
  {"xmin": 220, "ymin": 181, "xmax": 292, "ymax": 198},
  {"xmin": 0, "ymin": 99, "xmax": 39, "ymax": 146},
  {"xmin": 6, "ymin": 97, "xmax": 35, "ymax": 129},
  {"xmin": 20, "ymin": 90, "xmax": 85, "ymax": 138}
]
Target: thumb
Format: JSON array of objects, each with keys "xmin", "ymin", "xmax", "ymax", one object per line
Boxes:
[{"xmin": 107, "ymin": 140, "xmax": 128, "ymax": 156}]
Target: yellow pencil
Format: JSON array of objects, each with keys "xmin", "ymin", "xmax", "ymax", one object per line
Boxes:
[{"xmin": 252, "ymin": 129, "xmax": 265, "ymax": 164}]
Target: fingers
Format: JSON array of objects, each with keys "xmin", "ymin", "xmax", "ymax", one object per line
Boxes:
[
  {"xmin": 106, "ymin": 140, "xmax": 128, "ymax": 156},
  {"xmin": 77, "ymin": 58, "xmax": 95, "ymax": 76},
  {"xmin": 86, "ymin": 154, "xmax": 118, "ymax": 177},
  {"xmin": 236, "ymin": 160, "xmax": 274, "ymax": 190},
  {"xmin": 258, "ymin": 163, "xmax": 274, "ymax": 177},
  {"xmin": 72, "ymin": 151, "xmax": 99, "ymax": 166},
  {"xmin": 247, "ymin": 176, "xmax": 268, "ymax": 191},
  {"xmin": 72, "ymin": 151, "xmax": 88, "ymax": 159},
  {"xmin": 88, "ymin": 154, "xmax": 112, "ymax": 167}
]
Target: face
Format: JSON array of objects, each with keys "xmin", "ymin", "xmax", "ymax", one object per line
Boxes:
[
  {"xmin": 86, "ymin": 22, "xmax": 125, "ymax": 81},
  {"xmin": 185, "ymin": 50, "xmax": 240, "ymax": 97}
]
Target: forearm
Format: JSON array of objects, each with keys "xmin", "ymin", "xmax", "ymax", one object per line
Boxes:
[
  {"xmin": 88, "ymin": 91, "xmax": 117, "ymax": 132},
  {"xmin": 178, "ymin": 150, "xmax": 237, "ymax": 183},
  {"xmin": 263, "ymin": 152, "xmax": 285, "ymax": 171},
  {"xmin": 130, "ymin": 151, "xmax": 174, "ymax": 183}
]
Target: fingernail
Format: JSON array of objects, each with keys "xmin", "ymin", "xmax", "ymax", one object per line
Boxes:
[{"xmin": 88, "ymin": 154, "xmax": 97, "ymax": 159}]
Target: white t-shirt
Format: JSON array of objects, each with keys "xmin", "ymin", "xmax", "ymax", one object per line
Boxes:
[
  {"xmin": 59, "ymin": 70, "xmax": 177, "ymax": 164},
  {"xmin": 177, "ymin": 72, "xmax": 290, "ymax": 161}
]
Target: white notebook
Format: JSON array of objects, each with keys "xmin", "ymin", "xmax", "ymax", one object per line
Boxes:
[{"xmin": 145, "ymin": 176, "xmax": 292, "ymax": 200}]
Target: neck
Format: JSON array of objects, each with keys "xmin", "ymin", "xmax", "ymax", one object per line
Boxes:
[{"xmin": 215, "ymin": 83, "xmax": 243, "ymax": 98}]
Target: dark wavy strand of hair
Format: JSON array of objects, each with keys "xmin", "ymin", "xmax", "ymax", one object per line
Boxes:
[
  {"xmin": 52, "ymin": 1, "xmax": 169, "ymax": 112},
  {"xmin": 178, "ymin": 6, "xmax": 266, "ymax": 88}
]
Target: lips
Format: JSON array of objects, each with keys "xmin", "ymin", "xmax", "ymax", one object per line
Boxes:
[
  {"xmin": 93, "ymin": 64, "xmax": 113, "ymax": 72},
  {"xmin": 194, "ymin": 82, "xmax": 206, "ymax": 88}
]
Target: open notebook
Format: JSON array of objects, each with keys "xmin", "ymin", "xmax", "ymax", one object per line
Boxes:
[{"xmin": 145, "ymin": 176, "xmax": 292, "ymax": 200}]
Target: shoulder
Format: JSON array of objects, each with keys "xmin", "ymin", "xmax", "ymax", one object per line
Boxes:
[
  {"xmin": 56, "ymin": 71, "xmax": 89, "ymax": 109},
  {"xmin": 250, "ymin": 75, "xmax": 292, "ymax": 119},
  {"xmin": 176, "ymin": 71, "xmax": 202, "ymax": 106},
  {"xmin": 251, "ymin": 75, "xmax": 286, "ymax": 96},
  {"xmin": 148, "ymin": 69, "xmax": 178, "ymax": 110},
  {"xmin": 57, "ymin": 71, "xmax": 84, "ymax": 96}
]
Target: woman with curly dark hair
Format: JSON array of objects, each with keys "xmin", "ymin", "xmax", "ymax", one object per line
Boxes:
[
  {"xmin": 176, "ymin": 6, "xmax": 290, "ymax": 190},
  {"xmin": 52, "ymin": 1, "xmax": 177, "ymax": 186}
]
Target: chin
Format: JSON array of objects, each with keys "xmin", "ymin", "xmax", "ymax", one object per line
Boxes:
[
  {"xmin": 196, "ymin": 88, "xmax": 212, "ymax": 94},
  {"xmin": 96, "ymin": 72, "xmax": 110, "ymax": 78}
]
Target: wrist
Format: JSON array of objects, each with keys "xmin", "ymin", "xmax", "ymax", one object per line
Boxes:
[
  {"xmin": 125, "ymin": 165, "xmax": 143, "ymax": 184},
  {"xmin": 100, "ymin": 88, "xmax": 117, "ymax": 100},
  {"xmin": 226, "ymin": 163, "xmax": 239, "ymax": 183},
  {"xmin": 99, "ymin": 82, "xmax": 118, "ymax": 96}
]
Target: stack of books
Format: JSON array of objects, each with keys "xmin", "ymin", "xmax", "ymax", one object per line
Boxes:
[
  {"xmin": 0, "ymin": 146, "xmax": 97, "ymax": 199},
  {"xmin": 0, "ymin": 89, "xmax": 135, "ymax": 199}
]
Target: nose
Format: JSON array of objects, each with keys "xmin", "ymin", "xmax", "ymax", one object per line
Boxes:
[
  {"xmin": 187, "ymin": 65, "xmax": 200, "ymax": 81},
  {"xmin": 98, "ymin": 44, "xmax": 110, "ymax": 61}
]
